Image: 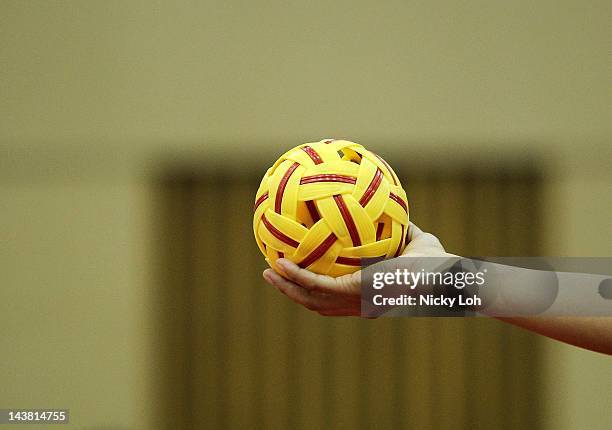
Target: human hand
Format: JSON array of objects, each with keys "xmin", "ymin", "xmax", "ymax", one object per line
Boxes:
[{"xmin": 262, "ymin": 223, "xmax": 451, "ymax": 317}]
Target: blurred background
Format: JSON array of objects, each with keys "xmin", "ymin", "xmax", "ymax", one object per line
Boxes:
[{"xmin": 1, "ymin": 1, "xmax": 611, "ymax": 429}]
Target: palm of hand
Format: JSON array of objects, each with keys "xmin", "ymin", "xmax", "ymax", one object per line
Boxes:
[{"xmin": 262, "ymin": 223, "xmax": 448, "ymax": 317}]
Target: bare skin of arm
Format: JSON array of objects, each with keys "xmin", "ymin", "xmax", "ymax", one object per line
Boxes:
[
  {"xmin": 499, "ymin": 317, "xmax": 612, "ymax": 356},
  {"xmin": 263, "ymin": 223, "xmax": 612, "ymax": 356}
]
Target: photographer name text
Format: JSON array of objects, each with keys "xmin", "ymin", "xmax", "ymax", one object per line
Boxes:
[{"xmin": 372, "ymin": 293, "xmax": 481, "ymax": 307}]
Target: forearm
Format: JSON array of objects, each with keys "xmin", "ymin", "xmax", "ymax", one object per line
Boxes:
[
  {"xmin": 456, "ymin": 259, "xmax": 612, "ymax": 355},
  {"xmin": 498, "ymin": 316, "xmax": 612, "ymax": 356}
]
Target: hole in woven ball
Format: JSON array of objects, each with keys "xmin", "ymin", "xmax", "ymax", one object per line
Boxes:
[
  {"xmin": 376, "ymin": 215, "xmax": 392, "ymax": 240},
  {"xmin": 297, "ymin": 201, "xmax": 321, "ymax": 229},
  {"xmin": 338, "ymin": 149, "xmax": 362, "ymax": 165}
]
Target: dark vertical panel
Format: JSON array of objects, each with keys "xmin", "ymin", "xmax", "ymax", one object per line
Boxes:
[
  {"xmin": 260, "ymin": 235, "xmax": 292, "ymax": 428},
  {"xmin": 284, "ymin": 303, "xmax": 300, "ymax": 430},
  {"xmin": 499, "ymin": 171, "xmax": 543, "ymax": 430},
  {"xmin": 154, "ymin": 179, "xmax": 191, "ymax": 430},
  {"xmin": 294, "ymin": 308, "xmax": 325, "ymax": 429},
  {"xmin": 363, "ymin": 318, "xmax": 400, "ymax": 430},
  {"xmin": 495, "ymin": 170, "xmax": 513, "ymax": 430},
  {"xmin": 319, "ymin": 317, "xmax": 335, "ymax": 428},
  {"xmin": 183, "ymin": 179, "xmax": 197, "ymax": 429},
  {"xmin": 224, "ymin": 179, "xmax": 259, "ymax": 428},
  {"xmin": 400, "ymin": 318, "xmax": 435, "ymax": 428},
  {"xmin": 434, "ymin": 172, "xmax": 469, "ymax": 429},
  {"xmin": 248, "ymin": 175, "xmax": 266, "ymax": 430},
  {"xmin": 468, "ymin": 172, "xmax": 507, "ymax": 430},
  {"xmin": 462, "ymin": 170, "xmax": 478, "ymax": 430},
  {"xmin": 424, "ymin": 172, "xmax": 446, "ymax": 427},
  {"xmin": 525, "ymin": 171, "xmax": 544, "ymax": 429},
  {"xmin": 435, "ymin": 171, "xmax": 469, "ymax": 252},
  {"xmin": 389, "ymin": 320, "xmax": 407, "ymax": 429},
  {"xmin": 213, "ymin": 175, "xmax": 231, "ymax": 429},
  {"xmin": 388, "ymin": 173, "xmax": 409, "ymax": 430},
  {"xmin": 328, "ymin": 318, "xmax": 362, "ymax": 429},
  {"xmin": 192, "ymin": 177, "xmax": 232, "ymax": 429},
  {"xmin": 158, "ymin": 160, "xmax": 545, "ymax": 430},
  {"xmin": 398, "ymin": 172, "xmax": 436, "ymax": 429}
]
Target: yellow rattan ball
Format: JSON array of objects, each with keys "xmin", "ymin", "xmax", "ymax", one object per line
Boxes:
[{"xmin": 253, "ymin": 139, "xmax": 409, "ymax": 277}]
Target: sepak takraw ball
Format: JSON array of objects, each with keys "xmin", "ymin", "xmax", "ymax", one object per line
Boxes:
[{"xmin": 253, "ymin": 139, "xmax": 409, "ymax": 277}]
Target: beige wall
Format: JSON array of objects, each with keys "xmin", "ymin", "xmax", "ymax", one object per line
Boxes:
[
  {"xmin": 1, "ymin": 1, "xmax": 610, "ymax": 429},
  {"xmin": 540, "ymin": 148, "xmax": 612, "ymax": 430}
]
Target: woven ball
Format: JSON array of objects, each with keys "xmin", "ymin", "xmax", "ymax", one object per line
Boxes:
[{"xmin": 253, "ymin": 139, "xmax": 409, "ymax": 277}]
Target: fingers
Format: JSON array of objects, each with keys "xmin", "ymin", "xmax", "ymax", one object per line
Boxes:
[
  {"xmin": 318, "ymin": 308, "xmax": 361, "ymax": 317},
  {"xmin": 263, "ymin": 268, "xmax": 360, "ymax": 316},
  {"xmin": 404, "ymin": 222, "xmax": 445, "ymax": 254},
  {"xmin": 276, "ymin": 259, "xmax": 360, "ymax": 296},
  {"xmin": 407, "ymin": 222, "xmax": 422, "ymax": 241},
  {"xmin": 262, "ymin": 224, "xmax": 450, "ymax": 316},
  {"xmin": 263, "ymin": 269, "xmax": 354, "ymax": 313},
  {"xmin": 263, "ymin": 269, "xmax": 319, "ymax": 311},
  {"xmin": 275, "ymin": 259, "xmax": 335, "ymax": 292},
  {"xmin": 409, "ymin": 223, "xmax": 442, "ymax": 247}
]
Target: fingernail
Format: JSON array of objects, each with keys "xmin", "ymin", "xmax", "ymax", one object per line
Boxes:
[
  {"xmin": 263, "ymin": 270, "xmax": 274, "ymax": 282},
  {"xmin": 276, "ymin": 258, "xmax": 289, "ymax": 269}
]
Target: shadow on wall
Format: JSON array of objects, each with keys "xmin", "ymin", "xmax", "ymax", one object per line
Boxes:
[{"xmin": 152, "ymin": 158, "xmax": 544, "ymax": 430}]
